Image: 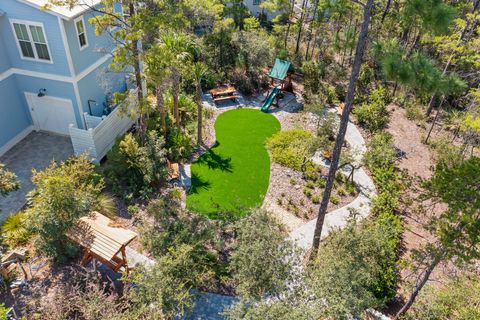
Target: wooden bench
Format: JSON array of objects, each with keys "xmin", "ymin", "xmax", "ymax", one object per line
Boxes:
[
  {"xmin": 209, "ymin": 86, "xmax": 238, "ymax": 104},
  {"xmin": 214, "ymin": 95, "xmax": 240, "ymax": 102}
]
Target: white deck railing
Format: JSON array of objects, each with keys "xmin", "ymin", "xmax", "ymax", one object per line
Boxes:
[{"xmin": 69, "ymin": 96, "xmax": 136, "ymax": 163}]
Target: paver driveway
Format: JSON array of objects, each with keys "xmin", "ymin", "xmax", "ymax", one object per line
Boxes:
[{"xmin": 0, "ymin": 131, "xmax": 73, "ymax": 222}]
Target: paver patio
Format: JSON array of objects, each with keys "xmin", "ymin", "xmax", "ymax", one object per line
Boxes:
[{"xmin": 0, "ymin": 131, "xmax": 73, "ymax": 222}]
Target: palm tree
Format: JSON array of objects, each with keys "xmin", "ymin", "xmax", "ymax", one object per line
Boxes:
[
  {"xmin": 161, "ymin": 32, "xmax": 196, "ymax": 127},
  {"xmin": 311, "ymin": 0, "xmax": 375, "ymax": 256},
  {"xmin": 144, "ymin": 44, "xmax": 171, "ymax": 135},
  {"xmin": 192, "ymin": 62, "xmax": 208, "ymax": 146}
]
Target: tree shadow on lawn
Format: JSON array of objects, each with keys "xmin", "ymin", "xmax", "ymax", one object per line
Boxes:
[
  {"xmin": 189, "ymin": 172, "xmax": 211, "ymax": 195},
  {"xmin": 196, "ymin": 142, "xmax": 233, "ymax": 173}
]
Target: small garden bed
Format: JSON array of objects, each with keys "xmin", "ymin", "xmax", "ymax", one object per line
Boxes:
[{"xmin": 266, "ymin": 162, "xmax": 358, "ymax": 221}]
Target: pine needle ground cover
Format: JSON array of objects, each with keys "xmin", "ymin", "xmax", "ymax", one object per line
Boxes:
[{"xmin": 187, "ymin": 108, "xmax": 280, "ymax": 218}]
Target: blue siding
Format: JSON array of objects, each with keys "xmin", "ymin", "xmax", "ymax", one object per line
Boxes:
[
  {"xmin": 13, "ymin": 74, "xmax": 84, "ymax": 128},
  {"xmin": 0, "ymin": 76, "xmax": 31, "ymax": 146},
  {"xmin": 0, "ymin": 33, "xmax": 12, "ymax": 73},
  {"xmin": 0, "ymin": 0, "xmax": 71, "ymax": 76},
  {"xmin": 63, "ymin": 10, "xmax": 116, "ymax": 75},
  {"xmin": 77, "ymin": 58, "xmax": 126, "ymax": 116}
]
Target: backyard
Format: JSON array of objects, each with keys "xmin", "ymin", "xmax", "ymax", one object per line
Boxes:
[
  {"xmin": 1, "ymin": 0, "xmax": 480, "ymax": 319},
  {"xmin": 186, "ymin": 108, "xmax": 280, "ymax": 218}
]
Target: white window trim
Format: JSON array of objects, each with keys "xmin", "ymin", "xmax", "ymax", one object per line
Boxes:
[
  {"xmin": 74, "ymin": 15, "xmax": 89, "ymax": 51},
  {"xmin": 9, "ymin": 19, "xmax": 53, "ymax": 64}
]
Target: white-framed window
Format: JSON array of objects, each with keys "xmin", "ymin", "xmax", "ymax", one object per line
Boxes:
[
  {"xmin": 10, "ymin": 19, "xmax": 52, "ymax": 63},
  {"xmin": 74, "ymin": 16, "xmax": 88, "ymax": 50}
]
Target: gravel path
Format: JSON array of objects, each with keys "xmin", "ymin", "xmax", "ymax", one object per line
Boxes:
[{"xmin": 289, "ymin": 117, "xmax": 376, "ymax": 249}]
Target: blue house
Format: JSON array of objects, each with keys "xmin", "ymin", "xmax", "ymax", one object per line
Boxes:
[{"xmin": 0, "ymin": 0, "xmax": 127, "ymax": 156}]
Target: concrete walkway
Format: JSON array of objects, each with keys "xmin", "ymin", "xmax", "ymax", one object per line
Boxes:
[
  {"xmin": 289, "ymin": 118, "xmax": 376, "ymax": 249},
  {"xmin": 0, "ymin": 131, "xmax": 73, "ymax": 222}
]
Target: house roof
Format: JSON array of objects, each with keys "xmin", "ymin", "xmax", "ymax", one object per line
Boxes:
[{"xmin": 18, "ymin": 0, "xmax": 101, "ymax": 20}]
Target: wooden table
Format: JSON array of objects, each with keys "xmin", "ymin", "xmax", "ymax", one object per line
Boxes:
[
  {"xmin": 67, "ymin": 212, "xmax": 138, "ymax": 273},
  {"xmin": 209, "ymin": 86, "xmax": 239, "ymax": 103}
]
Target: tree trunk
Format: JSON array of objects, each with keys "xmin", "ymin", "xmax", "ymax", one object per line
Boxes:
[
  {"xmin": 129, "ymin": 3, "xmax": 146, "ymax": 140},
  {"xmin": 426, "ymin": 0, "xmax": 480, "ymax": 116},
  {"xmin": 196, "ymin": 82, "xmax": 203, "ymax": 145},
  {"xmin": 284, "ymin": 0, "xmax": 296, "ymax": 49},
  {"xmin": 172, "ymin": 68, "xmax": 180, "ymax": 127},
  {"xmin": 380, "ymin": 0, "xmax": 392, "ymax": 24},
  {"xmin": 305, "ymin": 0, "xmax": 320, "ymax": 60},
  {"xmin": 394, "ymin": 254, "xmax": 442, "ymax": 319},
  {"xmin": 295, "ymin": 0, "xmax": 309, "ymax": 55},
  {"xmin": 425, "ymin": 97, "xmax": 444, "ymax": 143},
  {"xmin": 311, "ymin": 0, "xmax": 375, "ymax": 255},
  {"xmin": 156, "ymin": 85, "xmax": 166, "ymax": 136}
]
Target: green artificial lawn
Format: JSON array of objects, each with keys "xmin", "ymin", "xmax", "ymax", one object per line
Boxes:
[{"xmin": 186, "ymin": 108, "xmax": 280, "ymax": 219}]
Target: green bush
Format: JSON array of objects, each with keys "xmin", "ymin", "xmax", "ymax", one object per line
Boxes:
[
  {"xmin": 363, "ymin": 132, "xmax": 396, "ymax": 171},
  {"xmin": 304, "ymin": 188, "xmax": 312, "ymax": 198},
  {"xmin": 305, "ymin": 181, "xmax": 315, "ymax": 189},
  {"xmin": 330, "ymin": 195, "xmax": 339, "ymax": 205},
  {"xmin": 312, "ymin": 194, "xmax": 320, "ymax": 204},
  {"xmin": 405, "ymin": 102, "xmax": 425, "ymax": 121},
  {"xmin": 361, "ymin": 127, "xmax": 404, "ymax": 302},
  {"xmin": 266, "ymin": 129, "xmax": 314, "ymax": 170},
  {"xmin": 321, "ymin": 82, "xmax": 339, "ymax": 104},
  {"xmin": 353, "ymin": 86, "xmax": 390, "ymax": 132},
  {"xmin": 103, "ymin": 131, "xmax": 168, "ymax": 198},
  {"xmin": 302, "ymin": 160, "xmax": 320, "ymax": 181},
  {"xmin": 1, "ymin": 211, "xmax": 32, "ymax": 248},
  {"xmin": 24, "ymin": 156, "xmax": 103, "ymax": 261},
  {"xmin": 166, "ymin": 128, "xmax": 194, "ymax": 162},
  {"xmin": 406, "ymin": 276, "xmax": 480, "ymax": 320},
  {"xmin": 302, "ymin": 61, "xmax": 326, "ymax": 94}
]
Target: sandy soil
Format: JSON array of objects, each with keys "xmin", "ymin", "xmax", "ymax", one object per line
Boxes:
[{"xmin": 386, "ymin": 105, "xmax": 433, "ymax": 179}]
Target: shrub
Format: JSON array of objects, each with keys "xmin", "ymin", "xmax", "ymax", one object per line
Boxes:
[
  {"xmin": 166, "ymin": 128, "xmax": 194, "ymax": 162},
  {"xmin": 405, "ymin": 102, "xmax": 425, "ymax": 121},
  {"xmin": 354, "ymin": 102, "xmax": 389, "ymax": 132},
  {"xmin": 330, "ymin": 195, "xmax": 339, "ymax": 205},
  {"xmin": 24, "ymin": 156, "xmax": 103, "ymax": 261},
  {"xmin": 313, "ymin": 112, "xmax": 337, "ymax": 153},
  {"xmin": 266, "ymin": 129, "xmax": 314, "ymax": 170},
  {"xmin": 1, "ymin": 211, "xmax": 32, "ymax": 248},
  {"xmin": 305, "ymin": 181, "xmax": 315, "ymax": 189},
  {"xmin": 363, "ymin": 132, "xmax": 396, "ymax": 171},
  {"xmin": 317, "ymin": 178, "xmax": 326, "ymax": 188},
  {"xmin": 346, "ymin": 182, "xmax": 357, "ymax": 195},
  {"xmin": 302, "ymin": 160, "xmax": 320, "ymax": 181},
  {"xmin": 303, "ymin": 61, "xmax": 326, "ymax": 94},
  {"xmin": 168, "ymin": 187, "xmax": 183, "ymax": 200},
  {"xmin": 406, "ymin": 276, "xmax": 480, "ymax": 320},
  {"xmin": 337, "ymin": 188, "xmax": 346, "ymax": 196},
  {"xmin": 0, "ymin": 163, "xmax": 19, "ymax": 197},
  {"xmin": 230, "ymin": 209, "xmax": 295, "ymax": 299},
  {"xmin": 353, "ymin": 86, "xmax": 390, "ymax": 132},
  {"xmin": 93, "ymin": 193, "xmax": 118, "ymax": 218},
  {"xmin": 139, "ymin": 196, "xmax": 214, "ymax": 258},
  {"xmin": 103, "ymin": 131, "xmax": 168, "ymax": 198},
  {"xmin": 304, "ymin": 188, "xmax": 312, "ymax": 198},
  {"xmin": 312, "ymin": 194, "xmax": 320, "ymax": 204}
]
